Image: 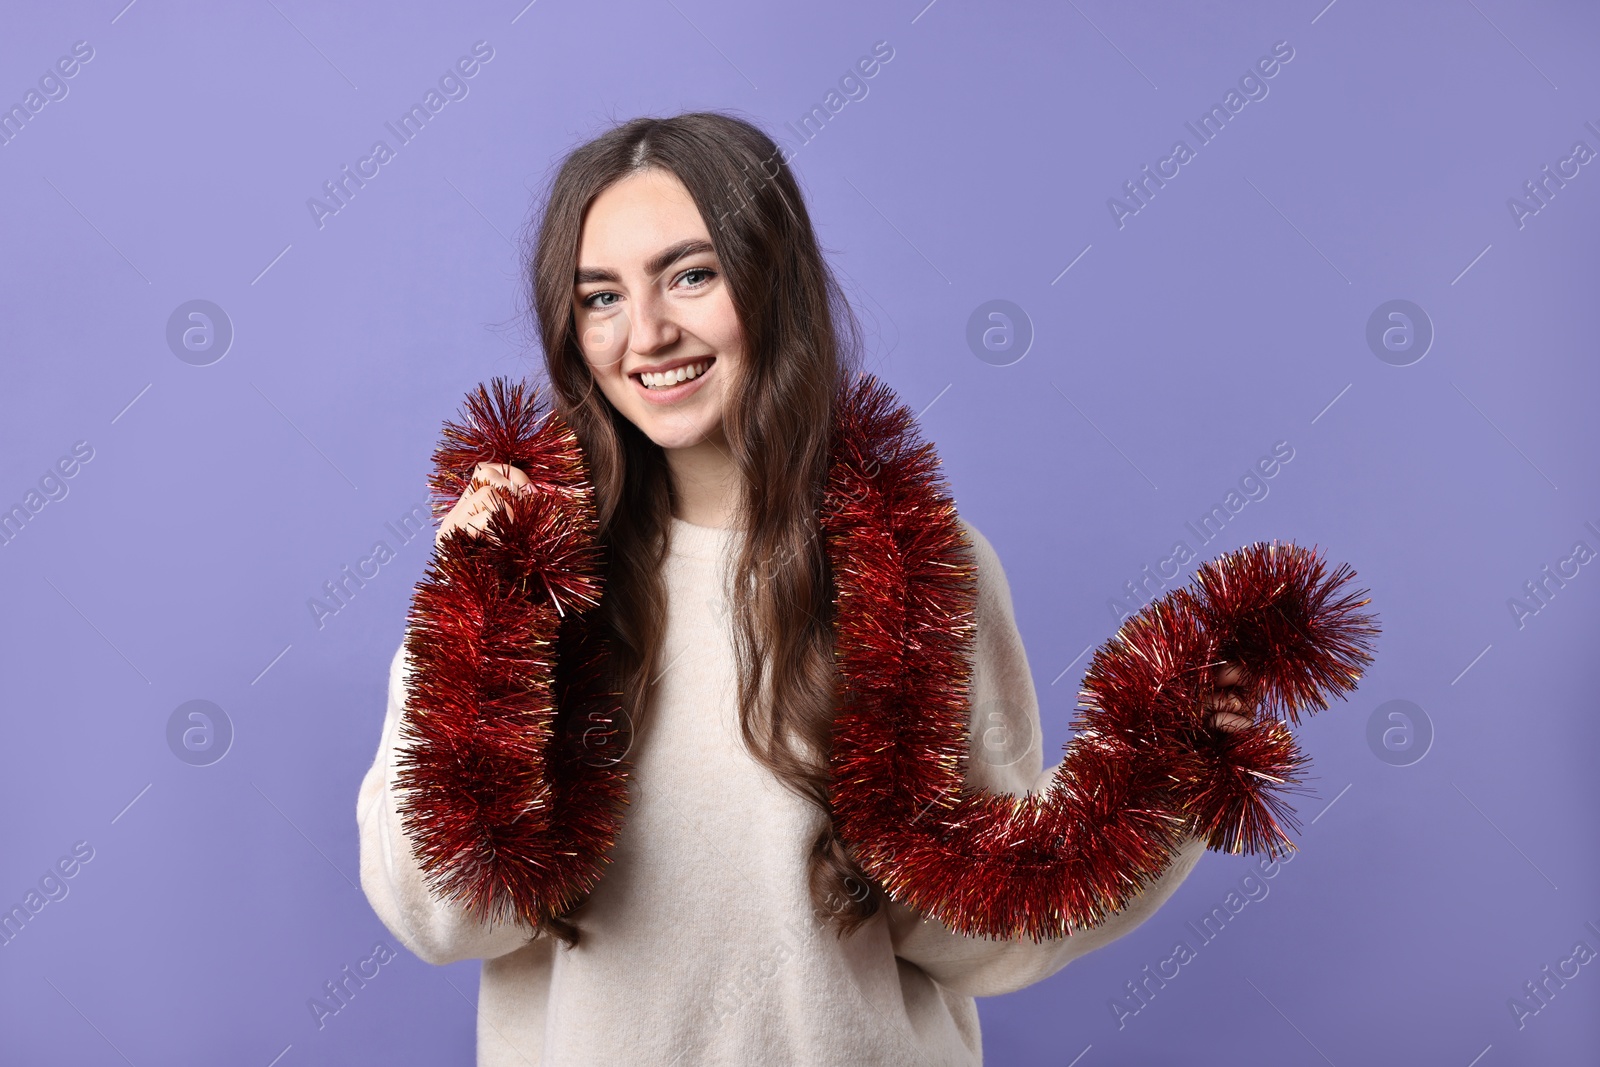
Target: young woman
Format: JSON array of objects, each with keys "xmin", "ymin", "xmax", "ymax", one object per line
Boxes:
[{"xmin": 357, "ymin": 112, "xmax": 1274, "ymax": 1066}]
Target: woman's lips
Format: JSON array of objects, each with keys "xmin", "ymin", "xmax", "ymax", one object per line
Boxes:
[{"xmin": 631, "ymin": 356, "xmax": 715, "ymax": 405}]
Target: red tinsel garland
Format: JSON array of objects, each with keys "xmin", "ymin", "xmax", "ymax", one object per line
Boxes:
[
  {"xmin": 393, "ymin": 374, "xmax": 1380, "ymax": 943},
  {"xmin": 393, "ymin": 379, "xmax": 630, "ymax": 929},
  {"xmin": 823, "ymin": 377, "xmax": 1378, "ymax": 941}
]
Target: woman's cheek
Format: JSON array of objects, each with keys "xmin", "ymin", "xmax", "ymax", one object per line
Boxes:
[
  {"xmin": 580, "ymin": 312, "xmax": 628, "ymax": 370},
  {"xmin": 704, "ymin": 299, "xmax": 745, "ymax": 364}
]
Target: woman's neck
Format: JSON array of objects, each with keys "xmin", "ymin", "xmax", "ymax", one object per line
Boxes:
[{"xmin": 665, "ymin": 429, "xmax": 741, "ymax": 529}]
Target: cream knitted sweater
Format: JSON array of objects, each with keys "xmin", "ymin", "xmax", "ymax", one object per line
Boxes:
[{"xmin": 357, "ymin": 514, "xmax": 1208, "ymax": 1065}]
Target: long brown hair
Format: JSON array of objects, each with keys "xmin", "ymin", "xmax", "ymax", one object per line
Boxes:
[{"xmin": 523, "ymin": 111, "xmax": 874, "ymax": 946}]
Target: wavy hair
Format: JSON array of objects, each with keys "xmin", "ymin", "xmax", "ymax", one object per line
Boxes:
[{"xmin": 522, "ymin": 111, "xmax": 874, "ymax": 946}]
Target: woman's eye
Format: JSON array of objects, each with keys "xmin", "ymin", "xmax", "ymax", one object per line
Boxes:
[
  {"xmin": 582, "ymin": 291, "xmax": 619, "ymax": 309},
  {"xmin": 678, "ymin": 267, "xmax": 714, "ymax": 288}
]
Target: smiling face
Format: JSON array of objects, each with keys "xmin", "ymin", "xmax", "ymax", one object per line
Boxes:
[{"xmin": 572, "ymin": 167, "xmax": 744, "ymax": 452}]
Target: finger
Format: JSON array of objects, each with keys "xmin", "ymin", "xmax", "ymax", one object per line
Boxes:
[
  {"xmin": 465, "ymin": 500, "xmax": 498, "ymax": 535},
  {"xmin": 471, "ymin": 463, "xmax": 515, "ymax": 489},
  {"xmin": 1212, "ymin": 664, "xmax": 1246, "ymax": 688},
  {"xmin": 470, "ymin": 482, "xmax": 518, "ymax": 511},
  {"xmin": 477, "ymin": 483, "xmax": 519, "ymax": 522},
  {"xmin": 467, "ymin": 489, "xmax": 502, "ymax": 523},
  {"xmin": 1208, "ymin": 712, "xmax": 1253, "ymax": 733},
  {"xmin": 474, "ymin": 469, "xmax": 532, "ymax": 502},
  {"xmin": 486, "ymin": 462, "xmax": 529, "ymax": 488},
  {"xmin": 442, "ymin": 487, "xmax": 495, "ymax": 536},
  {"xmin": 1202, "ymin": 689, "xmax": 1246, "ymax": 714},
  {"xmin": 486, "ymin": 462, "xmax": 531, "ymax": 489},
  {"xmin": 471, "ymin": 463, "xmax": 528, "ymax": 494}
]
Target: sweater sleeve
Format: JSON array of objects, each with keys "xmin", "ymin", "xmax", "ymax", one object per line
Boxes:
[
  {"xmin": 884, "ymin": 517, "xmax": 1209, "ymax": 998},
  {"xmin": 356, "ymin": 633, "xmax": 542, "ymax": 965}
]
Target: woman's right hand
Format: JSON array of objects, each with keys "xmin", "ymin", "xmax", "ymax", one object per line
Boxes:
[{"xmin": 435, "ymin": 462, "xmax": 533, "ymax": 547}]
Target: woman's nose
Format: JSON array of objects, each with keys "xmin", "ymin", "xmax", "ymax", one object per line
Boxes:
[{"xmin": 628, "ymin": 294, "xmax": 679, "ymax": 354}]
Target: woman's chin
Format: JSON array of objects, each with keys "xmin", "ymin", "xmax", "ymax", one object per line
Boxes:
[{"xmin": 645, "ymin": 413, "xmax": 726, "ymax": 453}]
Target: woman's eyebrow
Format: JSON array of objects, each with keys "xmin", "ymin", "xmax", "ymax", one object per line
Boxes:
[{"xmin": 574, "ymin": 238, "xmax": 716, "ymax": 286}]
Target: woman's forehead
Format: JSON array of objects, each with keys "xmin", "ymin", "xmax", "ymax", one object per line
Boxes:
[{"xmin": 578, "ymin": 169, "xmax": 710, "ymax": 265}]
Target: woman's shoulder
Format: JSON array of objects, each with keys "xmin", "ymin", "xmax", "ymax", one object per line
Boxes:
[
  {"xmin": 953, "ymin": 512, "xmax": 995, "ymax": 560},
  {"xmin": 953, "ymin": 512, "xmax": 1009, "ymax": 588}
]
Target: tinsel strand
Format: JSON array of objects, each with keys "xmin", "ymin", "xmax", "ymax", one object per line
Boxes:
[
  {"xmin": 821, "ymin": 375, "xmax": 1380, "ymax": 942},
  {"xmin": 393, "ymin": 379, "xmax": 630, "ymax": 933}
]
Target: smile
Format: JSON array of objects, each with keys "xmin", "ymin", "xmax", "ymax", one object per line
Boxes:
[{"xmin": 630, "ymin": 357, "xmax": 715, "ymax": 403}]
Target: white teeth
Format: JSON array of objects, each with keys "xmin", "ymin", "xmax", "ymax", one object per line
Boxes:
[{"xmin": 638, "ymin": 360, "xmax": 709, "ymax": 389}]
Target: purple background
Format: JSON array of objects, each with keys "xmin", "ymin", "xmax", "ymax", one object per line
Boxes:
[{"xmin": 2, "ymin": 1, "xmax": 1597, "ymax": 1064}]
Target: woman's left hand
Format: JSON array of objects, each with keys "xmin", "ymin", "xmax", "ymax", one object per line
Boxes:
[{"xmin": 1204, "ymin": 662, "xmax": 1258, "ymax": 734}]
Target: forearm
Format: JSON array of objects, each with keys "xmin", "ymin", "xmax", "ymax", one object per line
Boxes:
[{"xmin": 887, "ymin": 831, "xmax": 1207, "ymax": 998}]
